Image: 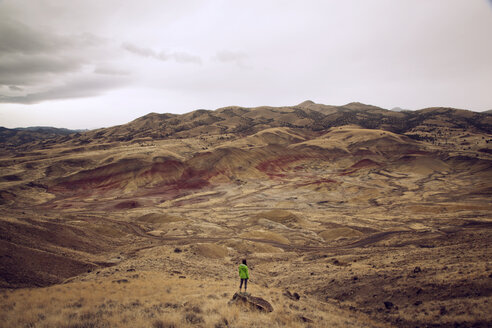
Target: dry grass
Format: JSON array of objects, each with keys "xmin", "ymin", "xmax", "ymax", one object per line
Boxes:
[
  {"xmin": 256, "ymin": 209, "xmax": 298, "ymax": 222},
  {"xmin": 136, "ymin": 213, "xmax": 184, "ymax": 224},
  {"xmin": 0, "ymin": 270, "xmax": 383, "ymax": 328},
  {"xmin": 319, "ymin": 227, "xmax": 363, "ymax": 241},
  {"xmin": 240, "ymin": 230, "xmax": 290, "ymax": 244},
  {"xmin": 192, "ymin": 243, "xmax": 229, "ymax": 259},
  {"xmin": 223, "ymin": 239, "xmax": 284, "ymax": 254}
]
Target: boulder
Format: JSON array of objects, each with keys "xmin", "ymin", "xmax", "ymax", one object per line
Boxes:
[
  {"xmin": 228, "ymin": 292, "xmax": 273, "ymax": 312},
  {"xmin": 283, "ymin": 290, "xmax": 301, "ymax": 301}
]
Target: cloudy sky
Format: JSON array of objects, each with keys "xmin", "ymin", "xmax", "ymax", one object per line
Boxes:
[{"xmin": 1, "ymin": 0, "xmax": 491, "ymax": 129}]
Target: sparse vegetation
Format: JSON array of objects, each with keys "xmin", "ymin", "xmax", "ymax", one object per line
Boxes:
[
  {"xmin": 1, "ymin": 103, "xmax": 491, "ymax": 326},
  {"xmin": 0, "ymin": 272, "xmax": 382, "ymax": 327}
]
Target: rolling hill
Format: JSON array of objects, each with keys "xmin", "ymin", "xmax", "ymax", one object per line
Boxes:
[{"xmin": 0, "ymin": 101, "xmax": 491, "ymax": 327}]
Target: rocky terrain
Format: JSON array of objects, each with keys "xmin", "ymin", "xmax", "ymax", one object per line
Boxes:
[{"xmin": 0, "ymin": 101, "xmax": 491, "ymax": 327}]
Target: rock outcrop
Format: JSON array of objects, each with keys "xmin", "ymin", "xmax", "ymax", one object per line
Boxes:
[{"xmin": 228, "ymin": 292, "xmax": 274, "ymax": 312}]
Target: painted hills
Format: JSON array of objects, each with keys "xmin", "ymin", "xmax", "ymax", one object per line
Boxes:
[{"xmin": 1, "ymin": 101, "xmax": 491, "ymax": 327}]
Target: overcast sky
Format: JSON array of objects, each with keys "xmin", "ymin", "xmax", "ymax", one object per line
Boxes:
[{"xmin": 1, "ymin": 0, "xmax": 491, "ymax": 129}]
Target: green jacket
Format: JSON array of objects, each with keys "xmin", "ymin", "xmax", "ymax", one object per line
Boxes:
[{"xmin": 238, "ymin": 264, "xmax": 249, "ymax": 279}]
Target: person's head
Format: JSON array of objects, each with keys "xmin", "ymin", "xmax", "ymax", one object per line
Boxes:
[{"xmin": 242, "ymin": 259, "xmax": 247, "ymax": 265}]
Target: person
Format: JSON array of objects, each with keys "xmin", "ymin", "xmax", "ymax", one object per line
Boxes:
[{"xmin": 238, "ymin": 259, "xmax": 249, "ymax": 294}]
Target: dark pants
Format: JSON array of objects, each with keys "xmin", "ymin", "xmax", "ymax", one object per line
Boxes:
[{"xmin": 239, "ymin": 278, "xmax": 248, "ymax": 290}]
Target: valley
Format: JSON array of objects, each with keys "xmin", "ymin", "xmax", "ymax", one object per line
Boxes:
[{"xmin": 1, "ymin": 102, "xmax": 491, "ymax": 327}]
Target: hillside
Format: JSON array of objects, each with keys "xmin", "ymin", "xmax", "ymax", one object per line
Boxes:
[
  {"xmin": 2, "ymin": 102, "xmax": 491, "ymax": 150},
  {"xmin": 0, "ymin": 126, "xmax": 83, "ymax": 147},
  {"xmin": 0, "ymin": 102, "xmax": 491, "ymax": 327}
]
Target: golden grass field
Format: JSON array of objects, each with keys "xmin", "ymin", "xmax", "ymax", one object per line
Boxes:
[{"xmin": 1, "ymin": 271, "xmax": 386, "ymax": 328}]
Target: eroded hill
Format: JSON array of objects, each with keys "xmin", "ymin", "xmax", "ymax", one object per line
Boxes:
[{"xmin": 0, "ymin": 102, "xmax": 491, "ymax": 327}]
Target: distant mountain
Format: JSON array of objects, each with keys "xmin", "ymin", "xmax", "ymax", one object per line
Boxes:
[
  {"xmin": 1, "ymin": 102, "xmax": 491, "ymax": 148},
  {"xmin": 75, "ymin": 102, "xmax": 491, "ymax": 145},
  {"xmin": 0, "ymin": 126, "xmax": 84, "ymax": 147},
  {"xmin": 14, "ymin": 127, "xmax": 86, "ymax": 133},
  {"xmin": 390, "ymin": 107, "xmax": 410, "ymax": 112}
]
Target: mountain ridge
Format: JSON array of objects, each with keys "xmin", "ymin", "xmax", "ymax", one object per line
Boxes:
[
  {"xmin": 2, "ymin": 101, "xmax": 490, "ymax": 150},
  {"xmin": 0, "ymin": 126, "xmax": 85, "ymax": 147}
]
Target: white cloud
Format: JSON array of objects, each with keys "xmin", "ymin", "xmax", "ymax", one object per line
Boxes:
[
  {"xmin": 214, "ymin": 50, "xmax": 248, "ymax": 68},
  {"xmin": 0, "ymin": 74, "xmax": 129, "ymax": 104},
  {"xmin": 122, "ymin": 42, "xmax": 201, "ymax": 64}
]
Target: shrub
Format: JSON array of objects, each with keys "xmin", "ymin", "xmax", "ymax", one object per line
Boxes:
[
  {"xmin": 152, "ymin": 319, "xmax": 175, "ymax": 328},
  {"xmin": 185, "ymin": 312, "xmax": 204, "ymax": 324}
]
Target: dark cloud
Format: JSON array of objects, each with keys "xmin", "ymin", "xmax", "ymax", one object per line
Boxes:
[
  {"xmin": 0, "ymin": 14, "xmax": 126, "ymax": 104},
  {"xmin": 94, "ymin": 67, "xmax": 130, "ymax": 76},
  {"xmin": 0, "ymin": 19, "xmax": 67, "ymax": 54},
  {"xmin": 0, "ymin": 18, "xmax": 104, "ymax": 55},
  {"xmin": 0, "ymin": 17, "xmax": 82, "ymax": 78},
  {"xmin": 0, "ymin": 75, "xmax": 128, "ymax": 104},
  {"xmin": 122, "ymin": 42, "xmax": 201, "ymax": 64},
  {"xmin": 8, "ymin": 85, "xmax": 23, "ymax": 91},
  {"xmin": 0, "ymin": 54, "xmax": 85, "ymax": 85},
  {"xmin": 122, "ymin": 42, "xmax": 160, "ymax": 58}
]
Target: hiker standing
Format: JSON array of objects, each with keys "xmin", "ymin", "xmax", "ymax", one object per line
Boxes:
[{"xmin": 238, "ymin": 259, "xmax": 249, "ymax": 294}]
